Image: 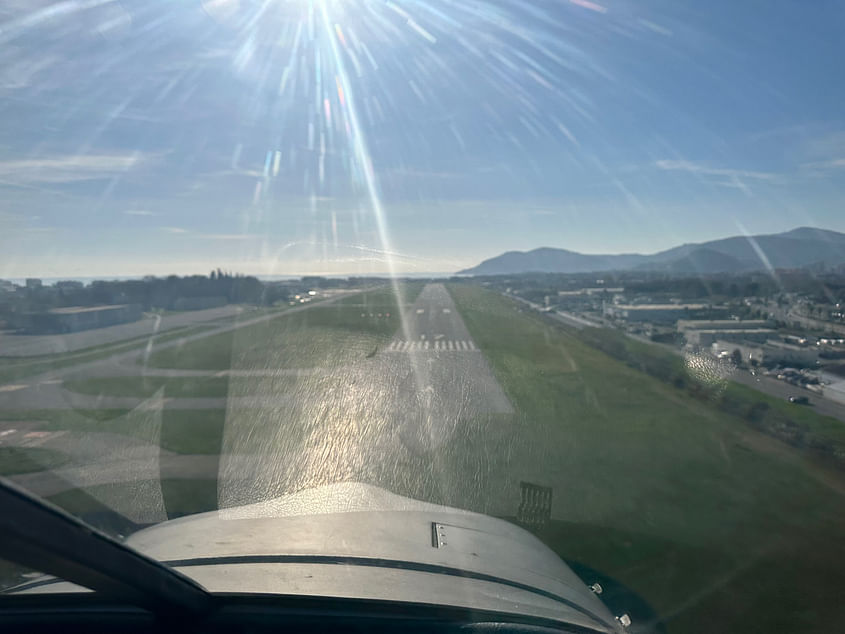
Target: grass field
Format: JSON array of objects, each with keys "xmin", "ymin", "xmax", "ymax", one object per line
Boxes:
[
  {"xmin": 447, "ymin": 284, "xmax": 845, "ymax": 634},
  {"xmin": 146, "ymin": 285, "xmax": 420, "ymax": 371},
  {"xmin": 0, "ymin": 284, "xmax": 423, "ymax": 496},
  {"xmin": 0, "ymin": 446, "xmax": 70, "ymax": 476},
  {"xmin": 63, "ymin": 376, "xmax": 232, "ymax": 399},
  {"xmin": 576, "ymin": 324, "xmax": 845, "ymax": 461},
  {"xmin": 5, "ymin": 281, "xmax": 845, "ymax": 631},
  {"xmin": 0, "ymin": 324, "xmax": 217, "ymax": 385},
  {"xmin": 47, "ymin": 478, "xmax": 218, "ymax": 521},
  {"xmin": 0, "ymin": 408, "xmax": 226, "ymax": 455}
]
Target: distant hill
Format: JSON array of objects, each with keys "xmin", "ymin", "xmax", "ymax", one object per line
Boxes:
[
  {"xmin": 458, "ymin": 247, "xmax": 647, "ymax": 276},
  {"xmin": 457, "ymin": 227, "xmax": 845, "ymax": 276}
]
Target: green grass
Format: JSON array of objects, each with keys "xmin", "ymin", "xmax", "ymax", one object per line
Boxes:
[
  {"xmin": 723, "ymin": 381, "xmax": 845, "ymax": 449},
  {"xmin": 0, "ymin": 409, "xmax": 226, "ymax": 455},
  {"xmin": 0, "ymin": 446, "xmax": 71, "ymax": 475},
  {"xmin": 576, "ymin": 325, "xmax": 845, "ymax": 461},
  {"xmin": 63, "ymin": 376, "xmax": 231, "ymax": 399},
  {"xmin": 48, "ymin": 478, "xmax": 218, "ymax": 522},
  {"xmin": 0, "ymin": 286, "xmax": 414, "ymax": 463},
  {"xmin": 0, "ymin": 286, "xmax": 431, "ymax": 588},
  {"xmin": 146, "ymin": 286, "xmax": 412, "ymax": 371},
  {"xmin": 617, "ymin": 331, "xmax": 845, "ymax": 446},
  {"xmin": 0, "ymin": 324, "xmax": 216, "ymax": 364},
  {"xmin": 447, "ymin": 283, "xmax": 845, "ymax": 634},
  {"xmin": 0, "ymin": 325, "xmax": 216, "ymax": 385},
  {"xmin": 159, "ymin": 410, "xmax": 225, "ymax": 455}
]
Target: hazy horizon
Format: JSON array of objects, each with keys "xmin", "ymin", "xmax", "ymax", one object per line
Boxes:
[{"xmin": 6, "ymin": 223, "xmax": 844, "ymax": 280}]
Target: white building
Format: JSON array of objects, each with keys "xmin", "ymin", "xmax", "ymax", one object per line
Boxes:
[
  {"xmin": 711, "ymin": 339, "xmax": 819, "ymax": 366},
  {"xmin": 604, "ymin": 303, "xmax": 710, "ymax": 324},
  {"xmin": 678, "ymin": 319, "xmax": 773, "ymax": 347}
]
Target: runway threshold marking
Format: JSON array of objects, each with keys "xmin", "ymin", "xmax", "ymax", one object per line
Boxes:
[{"xmin": 385, "ymin": 340, "xmax": 478, "ymax": 353}]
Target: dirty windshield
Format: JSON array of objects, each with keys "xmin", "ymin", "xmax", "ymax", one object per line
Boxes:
[{"xmin": 2, "ymin": 1, "xmax": 845, "ymax": 632}]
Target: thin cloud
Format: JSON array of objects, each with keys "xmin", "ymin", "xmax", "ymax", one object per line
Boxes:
[
  {"xmin": 198, "ymin": 233, "xmax": 256, "ymax": 240},
  {"xmin": 568, "ymin": 0, "xmax": 607, "ymax": 14},
  {"xmin": 0, "ymin": 152, "xmax": 154, "ymax": 185},
  {"xmin": 208, "ymin": 168, "xmax": 264, "ymax": 179},
  {"xmin": 802, "ymin": 158, "xmax": 845, "ymax": 172},
  {"xmin": 157, "ymin": 228, "xmax": 256, "ymax": 240},
  {"xmin": 654, "ymin": 159, "xmax": 785, "ymax": 198},
  {"xmin": 0, "ymin": 52, "xmax": 58, "ymax": 89},
  {"xmin": 655, "ymin": 160, "xmax": 779, "ymax": 182},
  {"xmin": 123, "ymin": 209, "xmax": 157, "ymax": 216},
  {"xmin": 802, "ymin": 131, "xmax": 845, "ymax": 160}
]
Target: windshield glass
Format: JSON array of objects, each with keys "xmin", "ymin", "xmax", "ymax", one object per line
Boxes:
[{"xmin": 2, "ymin": 1, "xmax": 845, "ymax": 631}]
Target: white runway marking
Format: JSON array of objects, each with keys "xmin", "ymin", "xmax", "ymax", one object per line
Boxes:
[{"xmin": 385, "ymin": 339, "xmax": 480, "ymax": 353}]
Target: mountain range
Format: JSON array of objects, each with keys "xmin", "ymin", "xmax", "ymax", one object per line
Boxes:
[{"xmin": 457, "ymin": 227, "xmax": 845, "ymax": 276}]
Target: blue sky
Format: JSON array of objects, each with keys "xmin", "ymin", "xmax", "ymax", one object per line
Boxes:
[{"xmin": 1, "ymin": 0, "xmax": 844, "ymax": 277}]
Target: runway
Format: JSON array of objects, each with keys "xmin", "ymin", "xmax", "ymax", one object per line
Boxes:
[{"xmin": 217, "ymin": 283, "xmax": 516, "ymax": 515}]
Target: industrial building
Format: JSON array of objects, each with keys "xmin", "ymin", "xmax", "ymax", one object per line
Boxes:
[
  {"xmin": 686, "ymin": 327, "xmax": 776, "ymax": 347},
  {"xmin": 678, "ymin": 319, "xmax": 771, "ymax": 333},
  {"xmin": 711, "ymin": 339, "xmax": 820, "ymax": 366},
  {"xmin": 557, "ymin": 287, "xmax": 624, "ymax": 297},
  {"xmin": 556, "ymin": 288, "xmax": 624, "ymax": 311},
  {"xmin": 20, "ymin": 304, "xmax": 142, "ymax": 334},
  {"xmin": 678, "ymin": 319, "xmax": 774, "ymax": 347}
]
